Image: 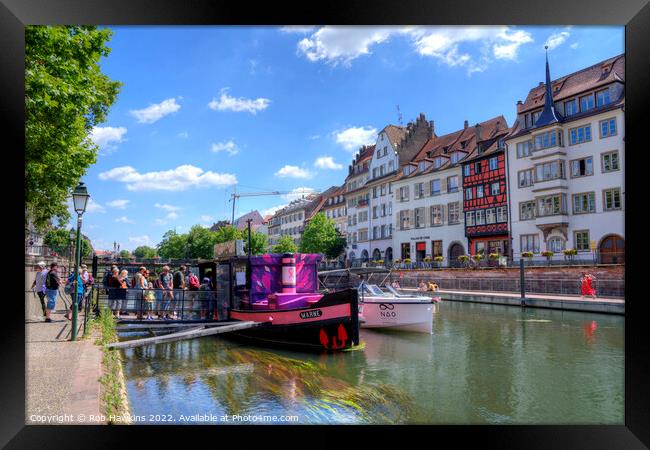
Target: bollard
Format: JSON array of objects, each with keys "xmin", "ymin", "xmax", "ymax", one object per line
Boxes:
[
  {"xmin": 519, "ymin": 258, "xmax": 526, "ymax": 306},
  {"xmin": 281, "ymin": 253, "xmax": 297, "ymax": 294}
]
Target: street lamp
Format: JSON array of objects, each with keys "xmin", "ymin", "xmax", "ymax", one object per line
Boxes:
[{"xmin": 70, "ymin": 182, "xmax": 89, "ymax": 341}]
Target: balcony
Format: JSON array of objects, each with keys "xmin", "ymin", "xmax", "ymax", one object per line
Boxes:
[
  {"xmin": 535, "ymin": 214, "xmax": 569, "ymax": 227},
  {"xmin": 531, "ymin": 178, "xmax": 568, "ymax": 193},
  {"xmin": 358, "ymin": 199, "xmax": 369, "ymax": 207}
]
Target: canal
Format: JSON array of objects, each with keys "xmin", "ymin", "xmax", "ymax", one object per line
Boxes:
[{"xmin": 118, "ymin": 301, "xmax": 624, "ymax": 424}]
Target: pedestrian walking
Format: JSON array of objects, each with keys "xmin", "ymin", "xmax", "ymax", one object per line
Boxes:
[
  {"xmin": 31, "ymin": 262, "xmax": 48, "ymax": 317},
  {"xmin": 44, "ymin": 262, "xmax": 60, "ymax": 322},
  {"xmin": 160, "ymin": 266, "xmax": 174, "ymax": 320}
]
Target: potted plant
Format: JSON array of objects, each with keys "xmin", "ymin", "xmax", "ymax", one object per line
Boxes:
[
  {"xmin": 521, "ymin": 251, "xmax": 534, "ymax": 265},
  {"xmin": 458, "ymin": 254, "xmax": 470, "ymax": 268},
  {"xmin": 563, "ymin": 248, "xmax": 577, "ymax": 264},
  {"xmin": 472, "ymin": 253, "xmax": 484, "ymax": 266},
  {"xmin": 375, "ymin": 259, "xmax": 384, "ymax": 266},
  {"xmin": 433, "ymin": 255, "xmax": 444, "ymax": 268},
  {"xmin": 541, "ymin": 250, "xmax": 554, "ymax": 264},
  {"xmin": 403, "ymin": 258, "xmax": 412, "ymax": 268},
  {"xmin": 488, "ymin": 252, "xmax": 500, "ymax": 260}
]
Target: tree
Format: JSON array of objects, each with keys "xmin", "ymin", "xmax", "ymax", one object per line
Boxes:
[
  {"xmin": 299, "ymin": 213, "xmax": 343, "ymax": 258},
  {"xmin": 44, "ymin": 227, "xmax": 92, "ymax": 257},
  {"xmin": 326, "ymin": 230, "xmax": 348, "ymax": 260},
  {"xmin": 157, "ymin": 230, "xmax": 189, "ymax": 259},
  {"xmin": 186, "ymin": 225, "xmax": 219, "ymax": 259},
  {"xmin": 240, "ymin": 229, "xmax": 268, "ymax": 255},
  {"xmin": 133, "ymin": 246, "xmax": 157, "ymax": 259},
  {"xmin": 118, "ymin": 250, "xmax": 131, "ymax": 258},
  {"xmin": 273, "ymin": 235, "xmax": 298, "ymax": 254},
  {"xmin": 25, "ymin": 26, "xmax": 122, "ymax": 230}
]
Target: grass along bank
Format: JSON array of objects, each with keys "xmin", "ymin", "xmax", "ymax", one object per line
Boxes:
[{"xmin": 92, "ymin": 308, "xmax": 132, "ymax": 424}]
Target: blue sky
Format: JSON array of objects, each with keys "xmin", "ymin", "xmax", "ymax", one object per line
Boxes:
[{"xmin": 74, "ymin": 26, "xmax": 624, "ymax": 251}]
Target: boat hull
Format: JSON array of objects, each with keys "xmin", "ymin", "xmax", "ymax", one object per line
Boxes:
[
  {"xmin": 228, "ymin": 289, "xmax": 359, "ymax": 352},
  {"xmin": 360, "ymin": 299, "xmax": 434, "ymax": 334}
]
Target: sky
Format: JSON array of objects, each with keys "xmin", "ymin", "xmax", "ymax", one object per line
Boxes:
[{"xmin": 71, "ymin": 25, "xmax": 624, "ymax": 251}]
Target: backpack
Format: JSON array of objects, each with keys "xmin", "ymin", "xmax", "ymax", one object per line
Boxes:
[
  {"xmin": 188, "ymin": 273, "xmax": 200, "ymax": 290},
  {"xmin": 45, "ymin": 272, "xmax": 56, "ymax": 290}
]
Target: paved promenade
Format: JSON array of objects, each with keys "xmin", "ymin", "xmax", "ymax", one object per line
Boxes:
[
  {"xmin": 403, "ymin": 288, "xmax": 625, "ymax": 314},
  {"xmin": 25, "ymin": 296, "xmax": 104, "ymax": 425}
]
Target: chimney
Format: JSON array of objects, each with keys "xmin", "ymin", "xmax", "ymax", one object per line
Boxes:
[
  {"xmin": 474, "ymin": 123, "xmax": 482, "ymax": 141},
  {"xmin": 429, "ymin": 120, "xmax": 435, "ymax": 138},
  {"xmin": 464, "ymin": 120, "xmax": 468, "ymax": 129}
]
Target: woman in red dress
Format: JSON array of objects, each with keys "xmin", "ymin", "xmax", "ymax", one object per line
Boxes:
[{"xmin": 580, "ymin": 272, "xmax": 596, "ymax": 299}]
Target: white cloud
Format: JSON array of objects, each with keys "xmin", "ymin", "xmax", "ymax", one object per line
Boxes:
[
  {"xmin": 153, "ymin": 218, "xmax": 167, "ymax": 226},
  {"xmin": 309, "ymin": 134, "xmax": 321, "ymax": 140},
  {"xmin": 334, "ymin": 126, "xmax": 377, "ymax": 152},
  {"xmin": 292, "ymin": 26, "xmax": 533, "ymax": 74},
  {"xmin": 282, "ymin": 187, "xmax": 316, "ymax": 201},
  {"xmin": 274, "ymin": 165, "xmax": 314, "ymax": 179},
  {"xmin": 314, "ymin": 156, "xmax": 343, "ymax": 170},
  {"xmin": 166, "ymin": 212, "xmax": 179, "ymax": 220},
  {"xmin": 280, "ymin": 26, "xmax": 317, "ymax": 34},
  {"xmin": 545, "ymin": 31, "xmax": 570, "ymax": 51},
  {"xmin": 211, "ymin": 140, "xmax": 239, "ymax": 155},
  {"xmin": 570, "ymin": 42, "xmax": 579, "ymax": 50},
  {"xmin": 116, "ymin": 216, "xmax": 134, "ymax": 224},
  {"xmin": 262, "ymin": 204, "xmax": 288, "ymax": 217},
  {"xmin": 208, "ymin": 88, "xmax": 270, "ymax": 114},
  {"xmin": 177, "ymin": 131, "xmax": 189, "ymax": 138},
  {"xmin": 98, "ymin": 165, "xmax": 237, "ymax": 191},
  {"xmin": 106, "ymin": 199, "xmax": 130, "ymax": 209},
  {"xmin": 85, "ymin": 199, "xmax": 106, "ymax": 214},
  {"xmin": 155, "ymin": 203, "xmax": 180, "ymax": 212},
  {"xmin": 128, "ymin": 235, "xmax": 152, "ymax": 246},
  {"xmin": 90, "ymin": 126, "xmax": 127, "ymax": 154},
  {"xmin": 130, "ymin": 98, "xmax": 181, "ymax": 124}
]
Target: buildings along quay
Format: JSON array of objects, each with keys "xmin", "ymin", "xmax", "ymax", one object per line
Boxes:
[{"xmin": 259, "ymin": 53, "xmax": 624, "ymax": 269}]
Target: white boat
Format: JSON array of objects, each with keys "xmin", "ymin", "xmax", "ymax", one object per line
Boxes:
[{"xmin": 357, "ymin": 284, "xmax": 435, "ymax": 334}]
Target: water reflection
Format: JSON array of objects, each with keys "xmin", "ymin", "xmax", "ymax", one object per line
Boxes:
[{"xmin": 120, "ymin": 302, "xmax": 623, "ymax": 424}]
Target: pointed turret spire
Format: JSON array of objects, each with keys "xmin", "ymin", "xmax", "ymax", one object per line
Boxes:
[{"xmin": 534, "ymin": 45, "xmax": 561, "ymax": 127}]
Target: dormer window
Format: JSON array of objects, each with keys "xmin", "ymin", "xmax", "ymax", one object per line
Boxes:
[
  {"xmin": 532, "ymin": 111, "xmax": 541, "ymax": 126},
  {"xmin": 450, "ymin": 152, "xmax": 463, "ymax": 164},
  {"xmin": 433, "ymin": 158, "xmax": 442, "ymax": 169},
  {"xmin": 596, "ymin": 89, "xmax": 611, "ymax": 107}
]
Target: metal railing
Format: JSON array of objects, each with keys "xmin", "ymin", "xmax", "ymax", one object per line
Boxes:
[{"xmin": 96, "ymin": 288, "xmax": 229, "ymax": 322}]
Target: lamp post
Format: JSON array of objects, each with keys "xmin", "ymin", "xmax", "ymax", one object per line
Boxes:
[
  {"xmin": 70, "ymin": 182, "xmax": 89, "ymax": 341},
  {"xmin": 69, "ymin": 229, "xmax": 76, "ymax": 274}
]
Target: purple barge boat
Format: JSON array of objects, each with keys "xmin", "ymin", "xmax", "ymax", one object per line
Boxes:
[{"xmin": 198, "ymin": 253, "xmax": 360, "ymax": 352}]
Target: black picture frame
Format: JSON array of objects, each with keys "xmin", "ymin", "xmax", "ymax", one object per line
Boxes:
[{"xmin": 5, "ymin": 0, "xmax": 649, "ymax": 447}]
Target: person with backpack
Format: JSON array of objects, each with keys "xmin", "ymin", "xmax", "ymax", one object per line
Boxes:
[
  {"xmin": 185, "ymin": 267, "xmax": 200, "ymax": 319},
  {"xmin": 65, "ymin": 269, "xmax": 84, "ymax": 321},
  {"xmin": 107, "ymin": 267, "xmax": 122, "ymax": 318},
  {"xmin": 31, "ymin": 262, "xmax": 48, "ymax": 317},
  {"xmin": 44, "ymin": 262, "xmax": 60, "ymax": 322}
]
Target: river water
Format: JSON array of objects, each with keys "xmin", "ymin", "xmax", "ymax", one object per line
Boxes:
[{"xmin": 119, "ymin": 301, "xmax": 624, "ymax": 424}]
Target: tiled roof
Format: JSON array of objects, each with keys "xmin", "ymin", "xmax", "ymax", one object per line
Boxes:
[
  {"xmin": 382, "ymin": 124, "xmax": 408, "ymax": 147},
  {"xmin": 518, "ymin": 54, "xmax": 624, "ymax": 114},
  {"xmin": 395, "ymin": 115, "xmax": 509, "ymax": 181},
  {"xmin": 234, "ymin": 210, "xmax": 264, "ymax": 229}
]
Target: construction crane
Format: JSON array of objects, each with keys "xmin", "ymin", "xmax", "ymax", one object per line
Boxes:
[{"xmin": 228, "ymin": 188, "xmax": 318, "ymax": 225}]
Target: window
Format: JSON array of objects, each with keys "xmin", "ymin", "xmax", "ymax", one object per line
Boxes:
[
  {"xmin": 602, "ymin": 151, "xmax": 619, "ymax": 172},
  {"xmin": 373, "ymin": 187, "xmax": 377, "ymax": 198},
  {"xmin": 603, "ymin": 188, "xmax": 622, "ymax": 211},
  {"xmin": 432, "ymin": 240, "xmax": 443, "ymax": 257},
  {"xmin": 534, "ymin": 130, "xmax": 560, "ymax": 150},
  {"xmin": 474, "ymin": 162, "xmax": 482, "ymax": 173},
  {"xmin": 389, "ymin": 223, "xmax": 393, "ymax": 236},
  {"xmin": 475, "ymin": 242, "xmax": 485, "ymax": 255},
  {"xmin": 572, "ymin": 192, "xmax": 596, "ymax": 214},
  {"xmin": 414, "ymin": 182, "xmax": 424, "ymax": 199},
  {"xmin": 463, "ymin": 165, "xmax": 471, "ymax": 176},
  {"xmin": 486, "ymin": 208, "xmax": 496, "ymax": 224},
  {"xmin": 518, "ymin": 169, "xmax": 534, "ymax": 187},
  {"xmin": 489, "ymin": 157, "xmax": 498, "ymax": 171},
  {"xmin": 358, "ymin": 211, "xmax": 368, "ymax": 222},
  {"xmin": 451, "ymin": 152, "xmax": 465, "ymax": 164},
  {"xmin": 535, "ymin": 160, "xmax": 565, "ymax": 182},
  {"xmin": 414, "ymin": 207, "xmax": 425, "ymax": 228},
  {"xmin": 466, "ymin": 211, "xmax": 475, "ymax": 226},
  {"xmin": 399, "ymin": 186, "xmax": 410, "ymax": 202},
  {"xmin": 475, "ymin": 209, "xmax": 485, "ymax": 225},
  {"xmin": 465, "ymin": 188, "xmax": 474, "ymax": 200},
  {"xmin": 430, "ymin": 205, "xmax": 443, "ymax": 226},
  {"xmin": 491, "ymin": 182, "xmax": 500, "ymax": 195},
  {"xmin": 476, "ymin": 185, "xmax": 484, "ymax": 198},
  {"xmin": 448, "ymin": 202, "xmax": 460, "ymax": 224},
  {"xmin": 547, "ymin": 237, "xmax": 566, "ymax": 252},
  {"xmin": 381, "ymin": 203, "xmax": 386, "ymax": 217},
  {"xmin": 564, "ymin": 98, "xmax": 578, "ymax": 116},
  {"xmin": 496, "ymin": 206, "xmax": 507, "ymax": 223},
  {"xmin": 380, "ymin": 184, "xmax": 386, "ymax": 196},
  {"xmin": 580, "ymin": 94, "xmax": 594, "ymax": 112},
  {"xmin": 447, "ymin": 176, "xmax": 459, "ymax": 192},
  {"xmin": 574, "ymin": 230, "xmax": 590, "ymax": 251},
  {"xmin": 433, "ymin": 158, "xmax": 442, "ymax": 168},
  {"xmin": 569, "ymin": 125, "xmax": 592, "ymax": 145},
  {"xmin": 537, "ymin": 194, "xmax": 567, "ymax": 216},
  {"xmin": 596, "ymin": 89, "xmax": 611, "ymax": 107},
  {"xmin": 380, "ymin": 225, "xmax": 386, "ymax": 239},
  {"xmin": 388, "ymin": 161, "xmax": 394, "ymax": 172},
  {"xmin": 521, "ymin": 234, "xmax": 540, "ymax": 253},
  {"xmin": 600, "ymin": 118, "xmax": 617, "ymax": 138},
  {"xmin": 430, "ymin": 179, "xmax": 441, "ymax": 196},
  {"xmin": 399, "ymin": 210, "xmax": 410, "ymax": 230},
  {"xmin": 372, "ymin": 226, "xmax": 379, "ymax": 239},
  {"xmin": 389, "ymin": 182, "xmax": 393, "ymax": 194},
  {"xmin": 373, "ymin": 168, "xmax": 378, "ymax": 178},
  {"xmin": 380, "ymin": 165, "xmax": 385, "ymax": 176},
  {"xmin": 517, "ymin": 141, "xmax": 533, "ymax": 158},
  {"xmin": 372, "ymin": 206, "xmax": 378, "ymax": 219},
  {"xmin": 532, "ymin": 111, "xmax": 541, "ymax": 125}
]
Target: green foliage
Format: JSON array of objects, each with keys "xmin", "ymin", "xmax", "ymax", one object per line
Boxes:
[
  {"xmin": 563, "ymin": 249, "xmax": 578, "ymax": 256},
  {"xmin": 133, "ymin": 246, "xmax": 157, "ymax": 259},
  {"xmin": 433, "ymin": 256, "xmax": 444, "ymax": 263},
  {"xmin": 243, "ymin": 229, "xmax": 268, "ymax": 256},
  {"xmin": 272, "ymin": 235, "xmax": 298, "ymax": 254},
  {"xmin": 118, "ymin": 250, "xmax": 131, "ymax": 258},
  {"xmin": 472, "ymin": 254, "xmax": 484, "ymax": 261},
  {"xmin": 44, "ymin": 227, "xmax": 92, "ymax": 257},
  {"xmin": 157, "ymin": 230, "xmax": 188, "ymax": 259},
  {"xmin": 299, "ymin": 213, "xmax": 345, "ymax": 259},
  {"xmin": 156, "ymin": 225, "xmax": 267, "ymax": 259},
  {"xmin": 458, "ymin": 255, "xmax": 470, "ymax": 262},
  {"xmin": 521, "ymin": 251, "xmax": 534, "ymax": 258},
  {"xmin": 25, "ymin": 26, "xmax": 122, "ymax": 230},
  {"xmin": 541, "ymin": 251, "xmax": 554, "ymax": 258}
]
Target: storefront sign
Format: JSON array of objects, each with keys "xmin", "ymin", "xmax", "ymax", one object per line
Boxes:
[{"xmin": 410, "ymin": 236, "xmax": 431, "ymax": 241}]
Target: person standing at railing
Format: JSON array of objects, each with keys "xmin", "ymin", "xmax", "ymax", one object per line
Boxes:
[
  {"xmin": 65, "ymin": 270, "xmax": 84, "ymax": 321},
  {"xmin": 31, "ymin": 262, "xmax": 48, "ymax": 317},
  {"xmin": 118, "ymin": 269, "xmax": 130, "ymax": 317},
  {"xmin": 133, "ymin": 267, "xmax": 147, "ymax": 320},
  {"xmin": 44, "ymin": 262, "xmax": 60, "ymax": 323},
  {"xmin": 199, "ymin": 277, "xmax": 213, "ymax": 320},
  {"xmin": 172, "ymin": 265, "xmax": 186, "ymax": 319},
  {"xmin": 143, "ymin": 269, "xmax": 155, "ymax": 320},
  {"xmin": 107, "ymin": 267, "xmax": 122, "ymax": 317},
  {"xmin": 160, "ymin": 266, "xmax": 174, "ymax": 320},
  {"xmin": 152, "ymin": 272, "xmax": 164, "ymax": 319}
]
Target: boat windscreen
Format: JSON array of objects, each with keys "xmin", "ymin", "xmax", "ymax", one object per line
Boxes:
[{"xmin": 361, "ymin": 284, "xmax": 388, "ymax": 296}]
